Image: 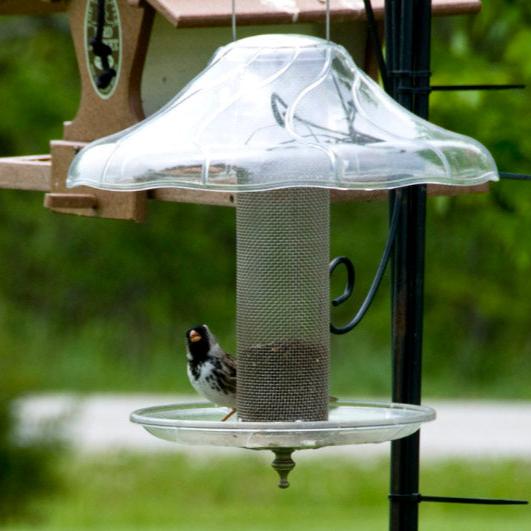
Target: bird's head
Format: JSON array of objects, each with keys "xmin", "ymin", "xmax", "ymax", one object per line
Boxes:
[{"xmin": 185, "ymin": 324, "xmax": 215, "ymax": 361}]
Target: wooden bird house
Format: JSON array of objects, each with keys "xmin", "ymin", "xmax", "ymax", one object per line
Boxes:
[{"xmin": 0, "ymin": 0, "xmax": 485, "ymax": 222}]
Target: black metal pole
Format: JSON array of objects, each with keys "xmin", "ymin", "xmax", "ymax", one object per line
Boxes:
[{"xmin": 386, "ymin": 1, "xmax": 432, "ymax": 531}]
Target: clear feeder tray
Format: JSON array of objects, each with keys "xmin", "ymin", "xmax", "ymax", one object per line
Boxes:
[
  {"xmin": 130, "ymin": 399, "xmax": 435, "ymax": 449},
  {"xmin": 131, "ymin": 399, "xmax": 435, "ymax": 488}
]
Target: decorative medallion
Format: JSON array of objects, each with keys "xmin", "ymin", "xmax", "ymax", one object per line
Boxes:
[{"xmin": 84, "ymin": 0, "xmax": 122, "ymax": 99}]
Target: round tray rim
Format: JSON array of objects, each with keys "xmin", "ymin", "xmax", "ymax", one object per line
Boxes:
[{"xmin": 130, "ymin": 399, "xmax": 436, "ymax": 431}]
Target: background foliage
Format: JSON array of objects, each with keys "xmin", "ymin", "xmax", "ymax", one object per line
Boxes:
[
  {"xmin": 0, "ymin": 0, "xmax": 530, "ymax": 398},
  {"xmin": 0, "ymin": 390, "xmax": 61, "ymax": 521}
]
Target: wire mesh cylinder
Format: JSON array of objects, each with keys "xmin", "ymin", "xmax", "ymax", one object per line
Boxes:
[{"xmin": 236, "ymin": 188, "xmax": 330, "ymax": 422}]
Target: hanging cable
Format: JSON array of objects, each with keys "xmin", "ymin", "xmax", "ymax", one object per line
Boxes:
[
  {"xmin": 231, "ymin": 0, "xmax": 237, "ymax": 41},
  {"xmin": 362, "ymin": 0, "xmax": 390, "ymax": 92},
  {"xmin": 329, "ymin": 193, "xmax": 401, "ymax": 335},
  {"xmin": 325, "ymin": 0, "xmax": 331, "ymax": 41}
]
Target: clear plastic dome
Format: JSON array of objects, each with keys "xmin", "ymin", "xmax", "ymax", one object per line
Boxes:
[{"xmin": 67, "ymin": 34, "xmax": 498, "ymax": 192}]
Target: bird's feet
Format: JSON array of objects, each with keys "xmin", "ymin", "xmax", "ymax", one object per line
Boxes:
[{"xmin": 221, "ymin": 408, "xmax": 236, "ymax": 422}]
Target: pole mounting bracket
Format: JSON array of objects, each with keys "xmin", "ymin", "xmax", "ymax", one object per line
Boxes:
[{"xmin": 389, "ymin": 493, "xmax": 528, "ymax": 506}]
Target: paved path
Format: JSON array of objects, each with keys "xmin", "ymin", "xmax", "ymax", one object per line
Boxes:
[{"xmin": 16, "ymin": 394, "xmax": 531, "ymax": 460}]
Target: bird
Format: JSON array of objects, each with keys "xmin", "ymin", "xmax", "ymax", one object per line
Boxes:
[{"xmin": 185, "ymin": 324, "xmax": 237, "ymax": 421}]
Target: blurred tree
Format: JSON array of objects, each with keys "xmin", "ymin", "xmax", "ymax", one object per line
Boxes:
[
  {"xmin": 422, "ymin": 0, "xmax": 531, "ymax": 394},
  {"xmin": 0, "ymin": 387, "xmax": 61, "ymax": 521}
]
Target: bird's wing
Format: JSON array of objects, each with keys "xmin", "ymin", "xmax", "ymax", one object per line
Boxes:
[
  {"xmin": 225, "ymin": 353, "xmax": 237, "ymax": 371},
  {"xmin": 218, "ymin": 352, "xmax": 237, "ymax": 396}
]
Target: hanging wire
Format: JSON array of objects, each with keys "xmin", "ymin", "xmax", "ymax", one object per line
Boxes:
[
  {"xmin": 325, "ymin": 0, "xmax": 331, "ymax": 41},
  {"xmin": 500, "ymin": 172, "xmax": 531, "ymax": 181},
  {"xmin": 231, "ymin": 0, "xmax": 237, "ymax": 41},
  {"xmin": 362, "ymin": 0, "xmax": 390, "ymax": 92},
  {"xmin": 329, "ymin": 193, "xmax": 401, "ymax": 335}
]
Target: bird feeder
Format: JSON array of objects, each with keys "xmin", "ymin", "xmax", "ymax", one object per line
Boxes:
[
  {"xmin": 67, "ymin": 32, "xmax": 497, "ymax": 487},
  {"xmin": 2, "ymin": 0, "xmax": 529, "ymax": 523},
  {"xmin": 0, "ymin": 0, "xmax": 492, "ymax": 490}
]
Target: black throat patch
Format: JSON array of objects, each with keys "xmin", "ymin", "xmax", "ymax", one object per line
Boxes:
[{"xmin": 187, "ymin": 325, "xmax": 211, "ymax": 378}]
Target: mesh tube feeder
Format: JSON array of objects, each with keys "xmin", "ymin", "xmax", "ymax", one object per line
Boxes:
[{"xmin": 68, "ymin": 34, "xmax": 497, "ymax": 487}]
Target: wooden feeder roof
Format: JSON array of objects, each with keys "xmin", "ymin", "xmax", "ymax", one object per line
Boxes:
[
  {"xmin": 0, "ymin": 0, "xmax": 481, "ymax": 20},
  {"xmin": 137, "ymin": 0, "xmax": 481, "ymax": 27}
]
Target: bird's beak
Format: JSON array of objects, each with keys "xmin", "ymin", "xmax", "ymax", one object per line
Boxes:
[{"xmin": 189, "ymin": 330, "xmax": 202, "ymax": 343}]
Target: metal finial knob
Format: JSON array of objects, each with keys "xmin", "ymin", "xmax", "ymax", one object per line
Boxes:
[{"xmin": 271, "ymin": 449, "xmax": 296, "ymax": 489}]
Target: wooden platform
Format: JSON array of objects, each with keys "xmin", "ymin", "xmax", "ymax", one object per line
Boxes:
[{"xmin": 0, "ymin": 155, "xmax": 51, "ymax": 192}]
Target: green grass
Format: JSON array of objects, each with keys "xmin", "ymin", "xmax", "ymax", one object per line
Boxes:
[{"xmin": 4, "ymin": 453, "xmax": 530, "ymax": 531}]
